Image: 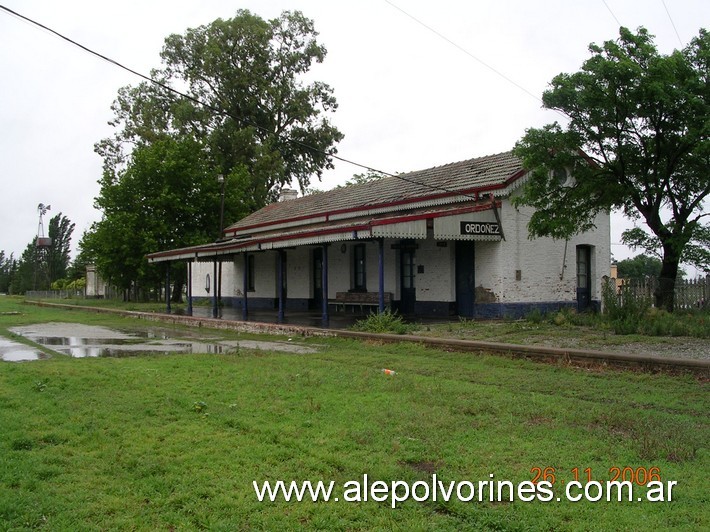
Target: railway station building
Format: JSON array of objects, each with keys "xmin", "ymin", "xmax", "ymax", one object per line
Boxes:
[{"xmin": 147, "ymin": 150, "xmax": 610, "ymax": 322}]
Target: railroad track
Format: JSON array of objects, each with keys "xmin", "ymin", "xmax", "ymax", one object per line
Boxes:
[{"xmin": 28, "ymin": 300, "xmax": 710, "ymax": 374}]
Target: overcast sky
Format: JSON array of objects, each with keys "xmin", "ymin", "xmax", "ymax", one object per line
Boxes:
[{"xmin": 1, "ymin": 0, "xmax": 707, "ymax": 273}]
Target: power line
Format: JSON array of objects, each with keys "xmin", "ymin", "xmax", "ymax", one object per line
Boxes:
[
  {"xmin": 383, "ymin": 0, "xmax": 543, "ymax": 105},
  {"xmin": 0, "ymin": 3, "xmax": 487, "ymax": 203},
  {"xmin": 601, "ymin": 0, "xmax": 623, "ymax": 27},
  {"xmin": 382, "ymin": 1, "xmax": 572, "ymax": 124},
  {"xmin": 603, "ymin": 1, "xmax": 684, "ymax": 48},
  {"xmin": 660, "ymin": 0, "xmax": 684, "ymax": 47}
]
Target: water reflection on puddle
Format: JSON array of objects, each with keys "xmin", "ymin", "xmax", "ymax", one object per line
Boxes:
[
  {"xmin": 8, "ymin": 324, "xmax": 233, "ymax": 358},
  {"xmin": 5, "ymin": 322, "xmax": 317, "ymax": 360},
  {"xmin": 0, "ymin": 337, "xmax": 50, "ymax": 362},
  {"xmin": 32, "ymin": 339, "xmax": 235, "ymax": 358}
]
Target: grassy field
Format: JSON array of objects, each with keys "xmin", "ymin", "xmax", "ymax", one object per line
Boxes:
[{"xmin": 0, "ymin": 297, "xmax": 708, "ymax": 530}]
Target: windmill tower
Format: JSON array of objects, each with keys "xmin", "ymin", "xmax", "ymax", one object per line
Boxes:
[
  {"xmin": 34, "ymin": 203, "xmax": 52, "ymax": 290},
  {"xmin": 36, "ymin": 203, "xmax": 52, "ymax": 248}
]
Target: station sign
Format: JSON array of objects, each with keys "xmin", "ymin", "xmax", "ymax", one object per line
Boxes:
[{"xmin": 459, "ymin": 221, "xmax": 500, "ymax": 236}]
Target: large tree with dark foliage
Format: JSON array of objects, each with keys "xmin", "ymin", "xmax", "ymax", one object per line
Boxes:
[
  {"xmin": 514, "ymin": 27, "xmax": 709, "ymax": 311},
  {"xmin": 87, "ymin": 10, "xmax": 343, "ymax": 295},
  {"xmin": 83, "ymin": 137, "xmax": 241, "ymax": 298},
  {"xmin": 0, "ymin": 251, "xmax": 17, "ymax": 293},
  {"xmin": 46, "ymin": 214, "xmax": 74, "ymax": 284},
  {"xmin": 614, "ymin": 253, "xmax": 691, "ymax": 281},
  {"xmin": 8, "ymin": 213, "xmax": 74, "ymax": 293}
]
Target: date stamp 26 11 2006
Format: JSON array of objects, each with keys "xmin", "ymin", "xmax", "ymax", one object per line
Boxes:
[{"xmin": 530, "ymin": 466, "xmax": 676, "ymax": 502}]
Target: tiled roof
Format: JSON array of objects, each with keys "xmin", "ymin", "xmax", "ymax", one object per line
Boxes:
[
  {"xmin": 146, "ymin": 201, "xmax": 499, "ymax": 262},
  {"xmin": 225, "ymin": 150, "xmax": 522, "ymax": 234}
]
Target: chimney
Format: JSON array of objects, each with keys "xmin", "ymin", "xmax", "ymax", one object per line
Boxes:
[{"xmin": 279, "ymin": 188, "xmax": 298, "ymax": 202}]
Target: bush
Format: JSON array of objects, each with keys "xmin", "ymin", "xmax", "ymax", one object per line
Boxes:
[
  {"xmin": 601, "ymin": 279, "xmax": 709, "ymax": 337},
  {"xmin": 602, "ymin": 278, "xmax": 651, "ymax": 334},
  {"xmin": 525, "ymin": 308, "xmax": 544, "ymax": 324},
  {"xmin": 352, "ymin": 310, "xmax": 416, "ymax": 335},
  {"xmin": 637, "ymin": 309, "xmax": 707, "ymax": 337},
  {"xmin": 523, "ymin": 307, "xmax": 595, "ymax": 328}
]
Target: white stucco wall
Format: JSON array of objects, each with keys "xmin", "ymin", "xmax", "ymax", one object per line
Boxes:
[
  {"xmin": 415, "ymin": 235, "xmax": 456, "ymax": 302},
  {"xmin": 191, "ymin": 261, "xmax": 214, "ymax": 298},
  {"xmin": 474, "ymin": 198, "xmax": 610, "ymax": 303},
  {"xmin": 187, "ymin": 198, "xmax": 610, "ymax": 308},
  {"xmin": 327, "ymin": 244, "xmax": 351, "ymax": 294},
  {"xmin": 85, "ymin": 265, "xmax": 106, "ymax": 297},
  {"xmin": 285, "ymin": 247, "xmax": 311, "ymax": 299}
]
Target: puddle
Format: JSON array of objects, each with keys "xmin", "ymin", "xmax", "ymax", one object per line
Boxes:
[
  {"xmin": 6, "ymin": 322, "xmax": 318, "ymax": 360},
  {"xmin": 0, "ymin": 337, "xmax": 50, "ymax": 362},
  {"xmin": 36, "ymin": 336, "xmax": 141, "ymax": 346},
  {"xmin": 221, "ymin": 340, "xmax": 318, "ymax": 354}
]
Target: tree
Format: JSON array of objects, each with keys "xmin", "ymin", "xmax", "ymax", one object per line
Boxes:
[
  {"xmin": 304, "ymin": 170, "xmax": 387, "ymax": 195},
  {"xmin": 616, "ymin": 254, "xmax": 662, "ymax": 280},
  {"xmin": 95, "ymin": 10, "xmax": 342, "ymax": 204},
  {"xmin": 0, "ymin": 251, "xmax": 17, "ymax": 293},
  {"xmin": 89, "ymin": 10, "xmax": 343, "ymax": 295},
  {"xmin": 615, "ymin": 252, "xmax": 690, "ymax": 281},
  {"xmin": 8, "ymin": 214, "xmax": 75, "ymax": 294},
  {"xmin": 67, "ymin": 239, "xmax": 92, "ymax": 282},
  {"xmin": 46, "ymin": 213, "xmax": 75, "ymax": 284},
  {"xmin": 9, "ymin": 242, "xmax": 39, "ymax": 294},
  {"xmin": 338, "ymin": 170, "xmax": 387, "ymax": 188},
  {"xmin": 514, "ymin": 27, "xmax": 709, "ymax": 311},
  {"xmin": 85, "ymin": 137, "xmax": 246, "ymax": 298}
]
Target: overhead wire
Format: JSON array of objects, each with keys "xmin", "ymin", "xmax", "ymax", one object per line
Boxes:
[
  {"xmin": 660, "ymin": 0, "xmax": 684, "ymax": 46},
  {"xmin": 601, "ymin": 0, "xmax": 623, "ymax": 27},
  {"xmin": 0, "ymin": 3, "xmax": 492, "ymax": 203},
  {"xmin": 603, "ymin": 0, "xmax": 684, "ymax": 48},
  {"xmin": 383, "ymin": 0, "xmax": 543, "ymax": 105},
  {"xmin": 382, "ymin": 1, "xmax": 572, "ymax": 122}
]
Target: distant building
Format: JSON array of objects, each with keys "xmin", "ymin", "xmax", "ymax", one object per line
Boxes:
[
  {"xmin": 85, "ymin": 265, "xmax": 106, "ymax": 298},
  {"xmin": 609, "ymin": 262, "xmax": 624, "ymax": 292},
  {"xmin": 148, "ymin": 150, "xmax": 610, "ymax": 320}
]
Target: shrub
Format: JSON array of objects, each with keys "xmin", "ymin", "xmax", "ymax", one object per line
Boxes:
[
  {"xmin": 545, "ymin": 307, "xmax": 597, "ymax": 327},
  {"xmin": 352, "ymin": 310, "xmax": 415, "ymax": 335},
  {"xmin": 602, "ymin": 278, "xmax": 652, "ymax": 335},
  {"xmin": 525, "ymin": 308, "xmax": 544, "ymax": 324},
  {"xmin": 600, "ymin": 279, "xmax": 709, "ymax": 337}
]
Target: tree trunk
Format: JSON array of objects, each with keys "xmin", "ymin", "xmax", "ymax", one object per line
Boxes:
[
  {"xmin": 171, "ymin": 277, "xmax": 184, "ymax": 303},
  {"xmin": 655, "ymin": 245, "xmax": 680, "ymax": 312}
]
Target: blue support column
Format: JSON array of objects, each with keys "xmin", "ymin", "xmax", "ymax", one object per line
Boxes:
[
  {"xmin": 212, "ymin": 261, "xmax": 218, "ymax": 318},
  {"xmin": 378, "ymin": 238, "xmax": 385, "ymax": 314},
  {"xmin": 186, "ymin": 261, "xmax": 193, "ymax": 316},
  {"xmin": 165, "ymin": 264, "xmax": 171, "ymax": 315},
  {"xmin": 321, "ymin": 244, "xmax": 329, "ymax": 325},
  {"xmin": 277, "ymin": 250, "xmax": 285, "ymax": 323},
  {"xmin": 217, "ymin": 260, "xmax": 222, "ymax": 319},
  {"xmin": 242, "ymin": 253, "xmax": 249, "ymax": 321}
]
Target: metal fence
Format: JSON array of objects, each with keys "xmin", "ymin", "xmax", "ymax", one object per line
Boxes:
[
  {"xmin": 25, "ymin": 285, "xmax": 156, "ymax": 301},
  {"xmin": 26, "ymin": 290, "xmax": 85, "ymax": 299}
]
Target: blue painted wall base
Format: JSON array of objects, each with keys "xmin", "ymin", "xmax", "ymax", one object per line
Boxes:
[{"xmin": 190, "ymin": 297, "xmax": 596, "ymax": 320}]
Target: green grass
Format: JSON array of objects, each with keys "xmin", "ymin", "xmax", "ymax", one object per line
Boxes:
[
  {"xmin": 352, "ymin": 309, "xmax": 417, "ymax": 335},
  {"xmin": 22, "ymin": 295, "xmax": 189, "ymax": 314},
  {"xmin": 419, "ymin": 309, "xmax": 709, "ymax": 356},
  {"xmin": 0, "ymin": 296, "xmax": 708, "ymax": 530}
]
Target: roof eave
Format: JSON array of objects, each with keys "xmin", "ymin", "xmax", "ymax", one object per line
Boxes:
[{"xmin": 226, "ymin": 174, "xmax": 526, "ymax": 238}]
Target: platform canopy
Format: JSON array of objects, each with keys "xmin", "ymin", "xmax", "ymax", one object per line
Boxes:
[{"xmin": 147, "ymin": 150, "xmax": 525, "ymax": 264}]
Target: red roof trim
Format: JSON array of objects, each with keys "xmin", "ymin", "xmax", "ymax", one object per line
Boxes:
[
  {"xmin": 150, "ymin": 223, "xmax": 374, "ymax": 260},
  {"xmin": 369, "ymin": 201, "xmax": 499, "ymax": 227},
  {"xmin": 149, "ymin": 201, "xmax": 502, "ymax": 260},
  {"xmin": 249, "ymin": 223, "xmax": 372, "ymax": 247},
  {"xmin": 223, "ymin": 178, "xmax": 519, "ymax": 237}
]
